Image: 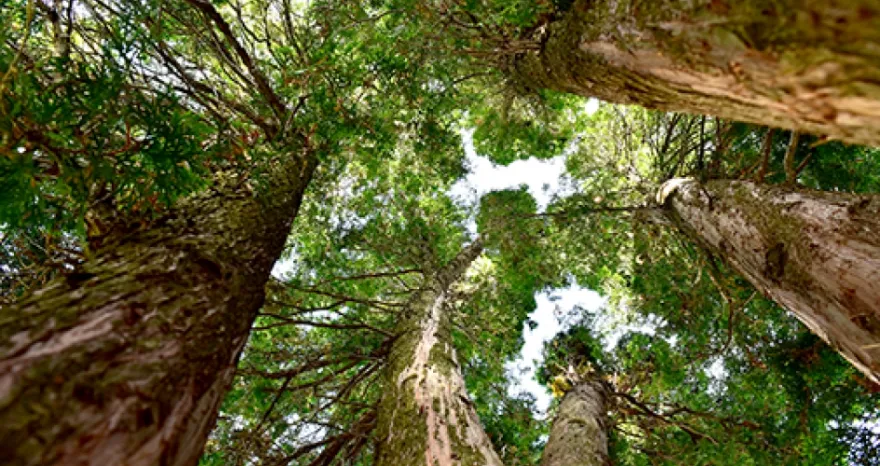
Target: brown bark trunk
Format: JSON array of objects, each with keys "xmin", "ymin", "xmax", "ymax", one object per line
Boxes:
[
  {"xmin": 374, "ymin": 240, "xmax": 504, "ymax": 466},
  {"xmin": 660, "ymin": 178, "xmax": 880, "ymax": 382},
  {"xmin": 0, "ymin": 147, "xmax": 317, "ymax": 466},
  {"xmin": 512, "ymin": 0, "xmax": 880, "ymax": 146},
  {"xmin": 541, "ymin": 380, "xmax": 610, "ymax": 466}
]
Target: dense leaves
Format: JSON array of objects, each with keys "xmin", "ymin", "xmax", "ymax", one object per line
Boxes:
[
  {"xmin": 2, "ymin": 0, "xmax": 880, "ymax": 465},
  {"xmin": 539, "ymin": 104, "xmax": 880, "ymax": 465}
]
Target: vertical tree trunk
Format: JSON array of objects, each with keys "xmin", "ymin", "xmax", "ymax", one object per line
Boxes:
[
  {"xmin": 541, "ymin": 380, "xmax": 610, "ymax": 466},
  {"xmin": 512, "ymin": 0, "xmax": 880, "ymax": 146},
  {"xmin": 660, "ymin": 179, "xmax": 880, "ymax": 382},
  {"xmin": 0, "ymin": 147, "xmax": 317, "ymax": 466},
  {"xmin": 374, "ymin": 240, "xmax": 504, "ymax": 466}
]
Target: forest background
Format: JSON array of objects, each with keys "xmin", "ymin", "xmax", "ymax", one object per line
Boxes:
[{"xmin": 1, "ymin": 0, "xmax": 880, "ymax": 465}]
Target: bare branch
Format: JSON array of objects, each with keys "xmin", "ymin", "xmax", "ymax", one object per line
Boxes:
[
  {"xmin": 184, "ymin": 0, "xmax": 288, "ymax": 121},
  {"xmin": 783, "ymin": 131, "xmax": 801, "ymax": 185},
  {"xmin": 755, "ymin": 128, "xmax": 775, "ymax": 183}
]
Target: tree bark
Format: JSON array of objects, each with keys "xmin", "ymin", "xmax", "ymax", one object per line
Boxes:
[
  {"xmin": 0, "ymin": 147, "xmax": 317, "ymax": 466},
  {"xmin": 374, "ymin": 240, "xmax": 504, "ymax": 466},
  {"xmin": 541, "ymin": 380, "xmax": 610, "ymax": 466},
  {"xmin": 660, "ymin": 178, "xmax": 880, "ymax": 382},
  {"xmin": 512, "ymin": 0, "xmax": 880, "ymax": 146}
]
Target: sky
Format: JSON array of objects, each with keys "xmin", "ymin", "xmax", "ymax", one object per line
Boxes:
[
  {"xmin": 449, "ymin": 124, "xmax": 606, "ymax": 414},
  {"xmin": 448, "ymin": 100, "xmax": 725, "ymax": 414},
  {"xmin": 271, "ymin": 98, "xmax": 607, "ymax": 414},
  {"xmin": 269, "ymin": 124, "xmax": 607, "ymax": 412}
]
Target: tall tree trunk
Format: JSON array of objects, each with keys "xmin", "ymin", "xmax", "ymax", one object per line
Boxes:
[
  {"xmin": 512, "ymin": 0, "xmax": 880, "ymax": 146},
  {"xmin": 0, "ymin": 147, "xmax": 317, "ymax": 466},
  {"xmin": 541, "ymin": 380, "xmax": 610, "ymax": 466},
  {"xmin": 660, "ymin": 178, "xmax": 880, "ymax": 382},
  {"xmin": 374, "ymin": 240, "xmax": 503, "ymax": 466}
]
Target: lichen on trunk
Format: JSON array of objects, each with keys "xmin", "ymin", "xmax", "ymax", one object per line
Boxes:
[
  {"xmin": 512, "ymin": 0, "xmax": 880, "ymax": 146},
  {"xmin": 541, "ymin": 379, "xmax": 610, "ymax": 466},
  {"xmin": 374, "ymin": 240, "xmax": 503, "ymax": 466},
  {"xmin": 0, "ymin": 147, "xmax": 317, "ymax": 466},
  {"xmin": 661, "ymin": 178, "xmax": 880, "ymax": 382}
]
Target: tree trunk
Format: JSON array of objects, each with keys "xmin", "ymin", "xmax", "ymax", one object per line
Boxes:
[
  {"xmin": 374, "ymin": 240, "xmax": 504, "ymax": 466},
  {"xmin": 660, "ymin": 178, "xmax": 880, "ymax": 382},
  {"xmin": 0, "ymin": 147, "xmax": 317, "ymax": 466},
  {"xmin": 541, "ymin": 380, "xmax": 610, "ymax": 466},
  {"xmin": 512, "ymin": 0, "xmax": 880, "ymax": 146}
]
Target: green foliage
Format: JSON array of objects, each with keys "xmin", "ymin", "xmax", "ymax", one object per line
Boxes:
[
  {"xmin": 386, "ymin": 0, "xmax": 552, "ymax": 34},
  {"xmin": 4, "ymin": 1, "xmax": 880, "ymax": 465},
  {"xmin": 0, "ymin": 3, "xmax": 233, "ymax": 300},
  {"xmin": 471, "ymin": 387, "xmax": 546, "ymax": 466},
  {"xmin": 0, "ymin": 7, "xmax": 222, "ymax": 235},
  {"xmin": 477, "ymin": 187, "xmax": 538, "ymax": 255},
  {"xmin": 537, "ymin": 323, "xmax": 608, "ymax": 385},
  {"xmin": 548, "ymin": 104, "xmax": 880, "ymax": 465},
  {"xmin": 475, "ymin": 188, "xmax": 564, "ymax": 331},
  {"xmin": 468, "ymin": 92, "xmax": 585, "ymax": 164}
]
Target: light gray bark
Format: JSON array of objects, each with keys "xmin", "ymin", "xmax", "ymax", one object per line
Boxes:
[
  {"xmin": 541, "ymin": 380, "xmax": 611, "ymax": 466},
  {"xmin": 374, "ymin": 240, "xmax": 504, "ymax": 466},
  {"xmin": 512, "ymin": 0, "xmax": 880, "ymax": 146},
  {"xmin": 662, "ymin": 178, "xmax": 880, "ymax": 382}
]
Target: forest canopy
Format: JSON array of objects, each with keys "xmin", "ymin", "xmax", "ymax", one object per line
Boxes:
[{"xmin": 1, "ymin": 0, "xmax": 880, "ymax": 465}]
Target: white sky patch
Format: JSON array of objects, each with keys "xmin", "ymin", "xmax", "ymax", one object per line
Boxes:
[
  {"xmin": 598, "ymin": 310, "xmax": 665, "ymax": 351},
  {"xmin": 449, "ymin": 128, "xmax": 571, "ymax": 214},
  {"xmin": 273, "ymin": 98, "xmax": 611, "ymax": 413},
  {"xmin": 448, "ymin": 126, "xmax": 607, "ymax": 414},
  {"xmin": 506, "ymin": 286, "xmax": 605, "ymax": 415},
  {"xmin": 584, "ymin": 97, "xmax": 600, "ymax": 115},
  {"xmin": 271, "ymin": 254, "xmax": 297, "ymax": 279}
]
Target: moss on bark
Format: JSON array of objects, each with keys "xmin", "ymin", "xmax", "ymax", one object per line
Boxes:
[
  {"xmin": 374, "ymin": 241, "xmax": 503, "ymax": 466},
  {"xmin": 0, "ymin": 145, "xmax": 317, "ymax": 466},
  {"xmin": 512, "ymin": 0, "xmax": 880, "ymax": 146},
  {"xmin": 664, "ymin": 179, "xmax": 880, "ymax": 382}
]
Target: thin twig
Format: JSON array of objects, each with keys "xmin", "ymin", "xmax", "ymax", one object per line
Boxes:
[
  {"xmin": 783, "ymin": 131, "xmax": 801, "ymax": 185},
  {"xmin": 755, "ymin": 128, "xmax": 775, "ymax": 183}
]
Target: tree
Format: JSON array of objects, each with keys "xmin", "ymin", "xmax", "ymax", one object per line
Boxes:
[
  {"xmin": 660, "ymin": 178, "xmax": 880, "ymax": 382},
  {"xmin": 373, "ymin": 239, "xmax": 504, "ymax": 465},
  {"xmin": 1, "ymin": 3, "xmax": 318, "ymax": 464},
  {"xmin": 373, "ymin": 188, "xmax": 565, "ymax": 464},
  {"xmin": 511, "ymin": 0, "xmax": 880, "ymax": 146},
  {"xmin": 550, "ymin": 103, "xmax": 880, "ymax": 382},
  {"xmin": 1, "ymin": 9, "xmax": 320, "ymax": 459},
  {"xmin": 0, "ymin": 141, "xmax": 316, "ymax": 466},
  {"xmin": 540, "ymin": 378, "xmax": 610, "ymax": 466},
  {"xmin": 405, "ymin": 0, "xmax": 880, "ymax": 146},
  {"xmin": 201, "ymin": 164, "xmax": 559, "ymax": 464},
  {"xmin": 537, "ymin": 104, "xmax": 880, "ymax": 463},
  {"xmin": 535, "ymin": 316, "xmax": 880, "ymax": 466},
  {"xmin": 0, "ymin": 0, "xmax": 485, "ymax": 462}
]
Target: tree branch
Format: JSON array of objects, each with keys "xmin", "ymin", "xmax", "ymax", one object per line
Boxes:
[
  {"xmin": 184, "ymin": 0, "xmax": 288, "ymax": 122},
  {"xmin": 615, "ymin": 391, "xmax": 718, "ymax": 445},
  {"xmin": 755, "ymin": 128, "xmax": 775, "ymax": 183},
  {"xmin": 784, "ymin": 131, "xmax": 801, "ymax": 185}
]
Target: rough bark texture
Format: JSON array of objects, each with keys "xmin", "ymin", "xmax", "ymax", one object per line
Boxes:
[
  {"xmin": 513, "ymin": 0, "xmax": 880, "ymax": 146},
  {"xmin": 374, "ymin": 240, "xmax": 503, "ymax": 466},
  {"xmin": 0, "ymin": 147, "xmax": 317, "ymax": 466},
  {"xmin": 541, "ymin": 380, "xmax": 610, "ymax": 466},
  {"xmin": 661, "ymin": 178, "xmax": 880, "ymax": 382}
]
